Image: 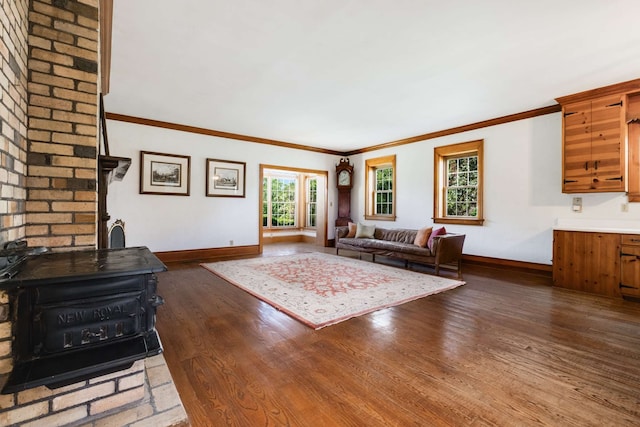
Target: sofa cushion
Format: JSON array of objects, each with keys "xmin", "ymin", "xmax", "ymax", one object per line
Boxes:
[
  {"xmin": 376, "ymin": 228, "xmax": 417, "ymax": 244},
  {"xmin": 414, "ymin": 226, "xmax": 432, "ymax": 247},
  {"xmin": 427, "ymin": 226, "xmax": 446, "ymax": 250},
  {"xmin": 341, "ymin": 238, "xmax": 433, "ymax": 256},
  {"xmin": 346, "ymin": 222, "xmax": 357, "ymax": 238},
  {"xmin": 355, "ymin": 223, "xmax": 376, "ymax": 238}
]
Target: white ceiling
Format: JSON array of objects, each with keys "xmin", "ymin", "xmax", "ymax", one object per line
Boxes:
[{"xmin": 106, "ymin": 0, "xmax": 640, "ymax": 152}]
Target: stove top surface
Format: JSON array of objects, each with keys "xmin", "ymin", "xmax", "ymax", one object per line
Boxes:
[{"xmin": 0, "ymin": 246, "xmax": 167, "ymax": 289}]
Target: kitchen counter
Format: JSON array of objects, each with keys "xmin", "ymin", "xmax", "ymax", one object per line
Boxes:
[{"xmin": 553, "ymin": 218, "xmax": 640, "ymax": 234}]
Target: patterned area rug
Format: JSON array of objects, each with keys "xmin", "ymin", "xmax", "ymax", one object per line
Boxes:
[{"xmin": 201, "ymin": 252, "xmax": 465, "ymax": 329}]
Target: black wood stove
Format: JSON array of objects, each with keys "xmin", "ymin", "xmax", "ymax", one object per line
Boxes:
[{"xmin": 0, "ymin": 244, "xmax": 166, "ymax": 394}]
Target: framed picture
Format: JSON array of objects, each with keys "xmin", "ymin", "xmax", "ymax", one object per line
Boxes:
[
  {"xmin": 206, "ymin": 158, "xmax": 246, "ymax": 197},
  {"xmin": 140, "ymin": 151, "xmax": 191, "ymax": 196}
]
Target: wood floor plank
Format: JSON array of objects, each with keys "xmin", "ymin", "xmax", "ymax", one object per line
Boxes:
[{"xmin": 156, "ymin": 244, "xmax": 640, "ymax": 426}]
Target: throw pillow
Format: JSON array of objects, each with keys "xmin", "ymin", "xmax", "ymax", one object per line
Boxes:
[
  {"xmin": 346, "ymin": 222, "xmax": 357, "ymax": 238},
  {"xmin": 413, "ymin": 226, "xmax": 432, "ymax": 247},
  {"xmin": 427, "ymin": 226, "xmax": 446, "ymax": 250},
  {"xmin": 355, "ymin": 223, "xmax": 376, "ymax": 239}
]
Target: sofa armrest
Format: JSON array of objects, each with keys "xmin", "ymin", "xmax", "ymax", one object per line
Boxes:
[
  {"xmin": 335, "ymin": 226, "xmax": 349, "ymax": 240},
  {"xmin": 433, "ymin": 234, "xmax": 465, "ymax": 265}
]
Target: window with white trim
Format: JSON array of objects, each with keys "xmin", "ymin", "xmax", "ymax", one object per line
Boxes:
[
  {"xmin": 263, "ymin": 174, "xmax": 298, "ymax": 228},
  {"xmin": 306, "ymin": 177, "xmax": 317, "ymax": 227}
]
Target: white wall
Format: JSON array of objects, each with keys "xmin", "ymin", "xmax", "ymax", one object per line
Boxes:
[
  {"xmin": 107, "ymin": 113, "xmax": 640, "ymax": 264},
  {"xmin": 349, "ymin": 112, "xmax": 640, "ymax": 265},
  {"xmin": 106, "ymin": 120, "xmax": 340, "ymax": 252}
]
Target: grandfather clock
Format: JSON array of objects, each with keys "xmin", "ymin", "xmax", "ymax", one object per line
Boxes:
[{"xmin": 335, "ymin": 158, "xmax": 354, "ymax": 226}]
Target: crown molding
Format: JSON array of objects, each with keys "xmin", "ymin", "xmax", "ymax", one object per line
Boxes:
[
  {"xmin": 555, "ymin": 77, "xmax": 640, "ymax": 105},
  {"xmin": 105, "ymin": 113, "xmax": 344, "ymax": 156},
  {"xmin": 344, "ymin": 104, "xmax": 561, "ymax": 155},
  {"xmin": 107, "ymin": 104, "xmax": 561, "ymax": 157}
]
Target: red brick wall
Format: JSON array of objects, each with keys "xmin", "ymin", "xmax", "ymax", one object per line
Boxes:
[
  {"xmin": 0, "ymin": 3, "xmax": 188, "ymax": 426},
  {"xmin": 25, "ymin": 0, "xmax": 99, "ymax": 250},
  {"xmin": 0, "ymin": 0, "xmax": 29, "ymax": 245}
]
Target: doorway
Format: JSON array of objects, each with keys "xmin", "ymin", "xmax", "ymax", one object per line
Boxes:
[{"xmin": 259, "ymin": 164, "xmax": 328, "ymax": 253}]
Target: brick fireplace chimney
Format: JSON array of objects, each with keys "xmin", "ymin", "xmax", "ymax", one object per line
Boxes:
[
  {"xmin": 25, "ymin": 0, "xmax": 99, "ymax": 250},
  {"xmin": 0, "ymin": 1, "xmax": 187, "ymax": 425}
]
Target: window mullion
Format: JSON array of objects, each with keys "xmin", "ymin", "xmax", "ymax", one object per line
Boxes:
[{"xmin": 434, "ymin": 140, "xmax": 483, "ymax": 225}]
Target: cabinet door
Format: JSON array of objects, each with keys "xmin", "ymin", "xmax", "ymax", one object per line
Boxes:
[
  {"xmin": 590, "ymin": 94, "xmax": 625, "ymax": 191},
  {"xmin": 620, "ymin": 235, "xmax": 640, "ymax": 297},
  {"xmin": 626, "ymin": 93, "xmax": 640, "ymax": 201},
  {"xmin": 561, "ymin": 95, "xmax": 624, "ymax": 193},
  {"xmin": 620, "ymin": 245, "xmax": 640, "ymax": 297},
  {"xmin": 553, "ymin": 230, "xmax": 621, "ymax": 296},
  {"xmin": 563, "ymin": 100, "xmax": 593, "ymax": 192}
]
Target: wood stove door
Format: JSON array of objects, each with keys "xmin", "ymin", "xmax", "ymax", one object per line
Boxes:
[{"xmin": 33, "ymin": 292, "xmax": 144, "ymax": 356}]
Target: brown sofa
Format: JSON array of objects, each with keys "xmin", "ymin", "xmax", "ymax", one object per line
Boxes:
[{"xmin": 335, "ymin": 226, "xmax": 465, "ymax": 278}]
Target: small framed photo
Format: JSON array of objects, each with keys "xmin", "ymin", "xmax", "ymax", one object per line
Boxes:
[
  {"xmin": 140, "ymin": 151, "xmax": 191, "ymax": 196},
  {"xmin": 206, "ymin": 158, "xmax": 246, "ymax": 197}
]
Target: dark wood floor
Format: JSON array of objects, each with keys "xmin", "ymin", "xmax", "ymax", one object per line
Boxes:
[{"xmin": 156, "ymin": 243, "xmax": 640, "ymax": 426}]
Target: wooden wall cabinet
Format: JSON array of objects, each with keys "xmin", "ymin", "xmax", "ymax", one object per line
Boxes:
[
  {"xmin": 553, "ymin": 230, "xmax": 621, "ymax": 297},
  {"xmin": 627, "ymin": 93, "xmax": 640, "ymax": 201},
  {"xmin": 560, "ymin": 94, "xmax": 625, "ymax": 193},
  {"xmin": 556, "ymin": 78, "xmax": 640, "ymax": 195}
]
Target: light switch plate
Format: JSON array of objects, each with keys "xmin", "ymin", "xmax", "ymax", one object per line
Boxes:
[{"xmin": 572, "ymin": 197, "xmax": 582, "ymax": 213}]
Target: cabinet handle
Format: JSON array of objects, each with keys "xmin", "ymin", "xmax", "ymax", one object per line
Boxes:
[
  {"xmin": 594, "ymin": 160, "xmax": 598, "ymax": 170},
  {"xmin": 607, "ymin": 101, "xmax": 623, "ymax": 107},
  {"xmin": 620, "ymin": 252, "xmax": 640, "ymax": 260},
  {"xmin": 630, "ymin": 239, "xmax": 640, "ymax": 243},
  {"xmin": 605, "ymin": 176, "xmax": 623, "ymax": 181},
  {"xmin": 585, "ymin": 161, "xmax": 589, "ymax": 171},
  {"xmin": 563, "ymin": 179, "xmax": 578, "ymax": 184}
]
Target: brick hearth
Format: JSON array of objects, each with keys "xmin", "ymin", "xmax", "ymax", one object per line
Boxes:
[{"xmin": 0, "ymin": 1, "xmax": 188, "ymax": 425}]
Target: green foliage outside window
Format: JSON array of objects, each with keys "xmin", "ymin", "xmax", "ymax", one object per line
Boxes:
[
  {"xmin": 446, "ymin": 155, "xmax": 478, "ymax": 217},
  {"xmin": 262, "ymin": 178, "xmax": 268, "ymax": 226},
  {"xmin": 307, "ymin": 178, "xmax": 317, "ymax": 227},
  {"xmin": 375, "ymin": 167, "xmax": 393, "ymax": 215},
  {"xmin": 263, "ymin": 177, "xmax": 297, "ymax": 227}
]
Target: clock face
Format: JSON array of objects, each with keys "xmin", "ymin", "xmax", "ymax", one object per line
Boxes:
[{"xmin": 338, "ymin": 170, "xmax": 351, "ymax": 186}]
